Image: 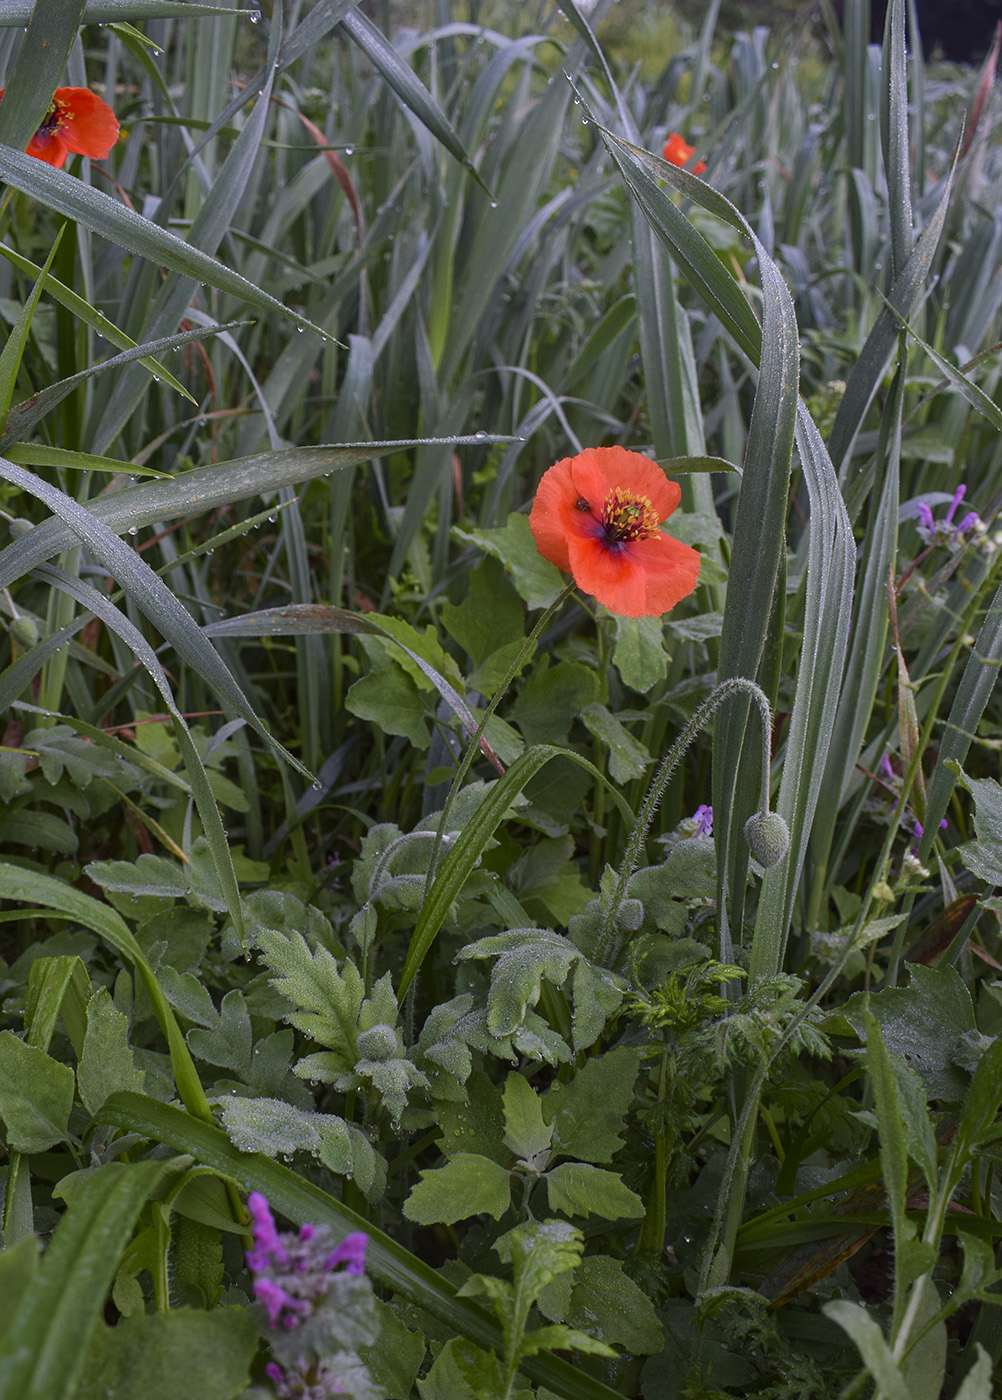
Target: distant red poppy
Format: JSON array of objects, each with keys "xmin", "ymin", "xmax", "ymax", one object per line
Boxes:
[
  {"xmin": 529, "ymin": 447, "xmax": 701, "ymax": 618},
  {"xmin": 663, "ymin": 131, "xmax": 706, "ymax": 176},
  {"xmin": 0, "ymin": 87, "xmax": 119, "ymax": 169}
]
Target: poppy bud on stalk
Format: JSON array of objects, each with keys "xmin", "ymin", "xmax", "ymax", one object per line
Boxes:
[{"xmin": 744, "ymin": 810, "xmax": 790, "ymax": 868}]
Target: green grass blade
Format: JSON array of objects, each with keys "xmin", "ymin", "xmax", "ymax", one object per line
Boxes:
[
  {"xmin": 0, "ymin": 2, "xmax": 246, "ymax": 17},
  {"xmin": 0, "ymin": 457, "xmax": 306, "ymax": 782},
  {"xmin": 0, "ymin": 1160, "xmax": 168, "ymax": 1400},
  {"xmin": 713, "ymin": 237, "xmax": 800, "ymax": 947},
  {"xmin": 0, "ymin": 0, "xmax": 87, "ymax": 153},
  {"xmin": 340, "ymin": 7, "xmax": 489, "ymax": 195},
  {"xmin": 750, "ymin": 404, "xmax": 855, "ymax": 978},
  {"xmin": 827, "ymin": 156, "xmax": 955, "ymax": 485},
  {"xmin": 5, "ymin": 444, "xmax": 172, "ymax": 480},
  {"xmin": 96, "ymin": 1093, "xmax": 627, "ymax": 1400},
  {"xmin": 15, "ymin": 562, "xmax": 250, "ymax": 951},
  {"xmin": 880, "ymin": 0, "xmax": 914, "ymax": 280},
  {"xmin": 807, "ymin": 352, "xmax": 905, "ymax": 923},
  {"xmin": 0, "ymin": 322, "xmax": 239, "ymax": 451},
  {"xmin": 919, "ymin": 578, "xmax": 1002, "ymax": 862},
  {"xmin": 0, "ymin": 241, "xmax": 194, "ymax": 400},
  {"xmin": 0, "ymin": 439, "xmax": 517, "ymax": 588},
  {"xmin": 0, "ymin": 147, "xmax": 332, "ymax": 341},
  {"xmin": 0, "ymin": 231, "xmax": 63, "ymax": 433},
  {"xmin": 278, "ymin": 0, "xmax": 360, "ymax": 72}
]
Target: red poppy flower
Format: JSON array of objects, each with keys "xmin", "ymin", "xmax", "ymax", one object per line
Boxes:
[
  {"xmin": 0, "ymin": 87, "xmax": 119, "ymax": 170},
  {"xmin": 529, "ymin": 447, "xmax": 701, "ymax": 617},
  {"xmin": 663, "ymin": 131, "xmax": 706, "ymax": 176}
]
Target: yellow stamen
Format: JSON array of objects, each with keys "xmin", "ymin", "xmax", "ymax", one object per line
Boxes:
[{"xmin": 602, "ymin": 487, "xmax": 659, "ymax": 543}]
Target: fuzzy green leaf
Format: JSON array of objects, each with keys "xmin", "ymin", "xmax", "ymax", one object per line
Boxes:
[{"xmin": 403, "ymin": 1154, "xmax": 513, "ymax": 1226}]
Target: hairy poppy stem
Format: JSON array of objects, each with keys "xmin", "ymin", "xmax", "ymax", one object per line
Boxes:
[{"xmin": 599, "ymin": 677, "xmax": 778, "ymax": 968}]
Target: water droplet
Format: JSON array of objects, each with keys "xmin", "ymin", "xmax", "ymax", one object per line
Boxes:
[
  {"xmin": 312, "ymin": 779, "xmax": 322, "ymax": 791},
  {"xmin": 345, "ymin": 146, "xmax": 354, "ymax": 156},
  {"xmin": 128, "ymin": 525, "xmax": 139, "ymax": 536}
]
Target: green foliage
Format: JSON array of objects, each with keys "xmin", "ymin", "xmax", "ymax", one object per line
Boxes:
[{"xmin": 6, "ymin": 0, "xmax": 1002, "ymax": 1395}]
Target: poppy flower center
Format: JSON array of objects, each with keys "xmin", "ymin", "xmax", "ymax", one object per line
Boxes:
[
  {"xmin": 601, "ymin": 487, "xmax": 660, "ymax": 544},
  {"xmin": 37, "ymin": 101, "xmax": 66, "ymax": 137}
]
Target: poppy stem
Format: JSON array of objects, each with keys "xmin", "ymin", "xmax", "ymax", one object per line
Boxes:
[
  {"xmin": 598, "ymin": 677, "xmax": 777, "ymax": 968},
  {"xmin": 424, "ymin": 580, "xmax": 578, "ymax": 893}
]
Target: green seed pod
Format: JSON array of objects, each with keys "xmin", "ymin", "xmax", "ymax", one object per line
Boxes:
[
  {"xmin": 744, "ymin": 811, "xmax": 790, "ymax": 868},
  {"xmin": 9, "ymin": 615, "xmax": 39, "ymax": 650}
]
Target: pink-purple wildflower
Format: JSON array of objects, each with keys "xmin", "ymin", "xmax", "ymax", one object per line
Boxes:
[
  {"xmin": 914, "ymin": 485, "xmax": 983, "ymax": 549},
  {"xmin": 247, "ymin": 1193, "xmax": 367, "ymax": 1329},
  {"xmin": 691, "ymin": 804, "xmax": 713, "ymax": 837}
]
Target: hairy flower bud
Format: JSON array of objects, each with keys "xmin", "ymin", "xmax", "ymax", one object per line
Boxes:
[
  {"xmin": 744, "ymin": 811, "xmax": 790, "ymax": 868},
  {"xmin": 355, "ymin": 1023, "xmax": 398, "ymax": 1061}
]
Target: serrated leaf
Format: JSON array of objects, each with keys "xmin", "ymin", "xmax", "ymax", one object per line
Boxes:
[
  {"xmin": 503, "ymin": 1073, "xmax": 553, "ymax": 1161},
  {"xmin": 403, "ymin": 1154, "xmax": 512, "ymax": 1225},
  {"xmin": 580, "ymin": 704, "xmax": 652, "ymax": 783},
  {"xmin": 77, "ymin": 989, "xmax": 145, "ymax": 1116},
  {"xmin": 545, "ymin": 1164, "xmax": 644, "ymax": 1222},
  {"xmin": 0, "ymin": 1032, "xmax": 75, "ymax": 1152},
  {"xmin": 454, "ymin": 516, "xmax": 564, "ymax": 611},
  {"xmin": 561, "ymin": 1256, "xmax": 662, "ymax": 1353},
  {"xmin": 458, "ymin": 930, "xmax": 579, "ymax": 1038},
  {"xmin": 611, "ymin": 615, "xmax": 669, "ymax": 693},
  {"xmin": 86, "ymin": 854, "xmax": 189, "ymax": 901},
  {"xmin": 544, "ymin": 1047, "xmax": 640, "ymax": 1164}
]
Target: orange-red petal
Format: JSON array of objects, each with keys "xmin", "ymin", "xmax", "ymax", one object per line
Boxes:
[
  {"xmin": 663, "ymin": 131, "xmax": 706, "ymax": 176},
  {"xmin": 51, "ymin": 88, "xmax": 120, "ymax": 159},
  {"xmin": 25, "ymin": 128, "xmax": 68, "ymax": 168},
  {"xmin": 567, "ymin": 530, "xmax": 701, "ymax": 617}
]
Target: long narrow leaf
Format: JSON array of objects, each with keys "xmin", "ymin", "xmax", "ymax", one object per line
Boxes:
[
  {"xmin": 0, "ymin": 457, "xmax": 306, "ymax": 781},
  {"xmin": 0, "ymin": 3, "xmax": 244, "ymax": 18},
  {"xmin": 0, "ymin": 147, "xmax": 331, "ymax": 341},
  {"xmin": 13, "ymin": 563, "xmax": 249, "ymax": 950},
  {"xmin": 0, "ymin": 438, "xmax": 517, "ymax": 589},
  {"xmin": 0, "ymin": 1161, "xmax": 168, "ymax": 1400},
  {"xmin": 0, "ymin": 0, "xmax": 87, "ymax": 153}
]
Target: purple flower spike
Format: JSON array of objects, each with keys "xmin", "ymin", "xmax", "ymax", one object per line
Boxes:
[
  {"xmin": 916, "ymin": 502, "xmax": 936, "ymax": 533},
  {"xmin": 245, "ymin": 1193, "xmax": 370, "ymax": 1337},
  {"xmin": 958, "ymin": 512, "xmax": 981, "ymax": 535},
  {"xmin": 248, "ymin": 1192, "xmax": 289, "ymax": 1270},
  {"xmin": 327, "ymin": 1233, "xmax": 368, "ymax": 1277},
  {"xmin": 879, "ymin": 754, "xmax": 896, "ymax": 783},
  {"xmin": 945, "ymin": 483, "xmax": 967, "ymax": 525}
]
